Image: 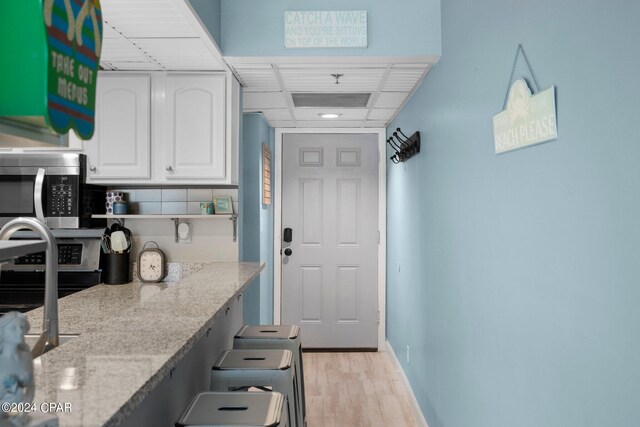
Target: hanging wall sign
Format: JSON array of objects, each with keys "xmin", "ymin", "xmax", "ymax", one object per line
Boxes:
[
  {"xmin": 493, "ymin": 79, "xmax": 557, "ymax": 154},
  {"xmin": 45, "ymin": 0, "xmax": 103, "ymax": 140},
  {"xmin": 284, "ymin": 11, "xmax": 367, "ymax": 48}
]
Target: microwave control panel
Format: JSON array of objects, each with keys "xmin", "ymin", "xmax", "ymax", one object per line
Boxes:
[
  {"xmin": 47, "ymin": 175, "xmax": 78, "ymax": 217},
  {"xmin": 14, "ymin": 244, "xmax": 83, "ymax": 265}
]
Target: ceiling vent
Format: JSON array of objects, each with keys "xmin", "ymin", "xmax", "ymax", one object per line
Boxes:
[{"xmin": 292, "ymin": 93, "xmax": 371, "ymax": 108}]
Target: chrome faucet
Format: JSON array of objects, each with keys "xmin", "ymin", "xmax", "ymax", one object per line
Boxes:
[{"xmin": 0, "ymin": 217, "xmax": 59, "ymax": 358}]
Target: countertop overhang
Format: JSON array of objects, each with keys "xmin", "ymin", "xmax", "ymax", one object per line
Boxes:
[
  {"xmin": 24, "ymin": 261, "xmax": 264, "ymax": 427},
  {"xmin": 0, "ymin": 240, "xmax": 48, "ymax": 262}
]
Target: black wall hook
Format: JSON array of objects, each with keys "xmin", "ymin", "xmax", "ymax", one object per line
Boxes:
[
  {"xmin": 387, "ymin": 128, "xmax": 420, "ymax": 163},
  {"xmin": 387, "ymin": 137, "xmax": 402, "ymax": 151}
]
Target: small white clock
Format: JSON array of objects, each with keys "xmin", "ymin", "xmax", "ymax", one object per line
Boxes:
[{"xmin": 137, "ymin": 241, "xmax": 166, "ymax": 283}]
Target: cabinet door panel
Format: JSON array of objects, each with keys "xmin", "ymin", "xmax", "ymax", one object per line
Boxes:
[
  {"xmin": 164, "ymin": 75, "xmax": 225, "ymax": 180},
  {"xmin": 85, "ymin": 74, "xmax": 151, "ymax": 180}
]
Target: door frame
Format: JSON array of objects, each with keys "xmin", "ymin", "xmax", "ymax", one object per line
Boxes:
[{"xmin": 273, "ymin": 128, "xmax": 387, "ymax": 349}]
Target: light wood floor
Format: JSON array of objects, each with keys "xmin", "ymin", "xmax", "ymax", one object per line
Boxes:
[{"xmin": 302, "ymin": 351, "xmax": 420, "ymax": 427}]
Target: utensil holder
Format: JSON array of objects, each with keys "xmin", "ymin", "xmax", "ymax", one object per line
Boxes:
[{"xmin": 102, "ymin": 252, "xmax": 131, "ymax": 285}]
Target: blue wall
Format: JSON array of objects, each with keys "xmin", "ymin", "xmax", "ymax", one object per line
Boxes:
[
  {"xmin": 387, "ymin": 1, "xmax": 640, "ymax": 427},
  {"xmin": 220, "ymin": 0, "xmax": 441, "ymax": 57},
  {"xmin": 241, "ymin": 113, "xmax": 275, "ymax": 324},
  {"xmin": 260, "ymin": 127, "xmax": 276, "ymax": 324},
  {"xmin": 188, "ymin": 0, "xmax": 222, "ymax": 48}
]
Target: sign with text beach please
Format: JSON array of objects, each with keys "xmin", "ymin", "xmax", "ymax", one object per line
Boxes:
[
  {"xmin": 284, "ymin": 11, "xmax": 367, "ymax": 48},
  {"xmin": 493, "ymin": 79, "xmax": 557, "ymax": 154}
]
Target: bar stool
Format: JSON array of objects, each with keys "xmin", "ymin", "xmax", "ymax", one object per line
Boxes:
[
  {"xmin": 176, "ymin": 391, "xmax": 289, "ymax": 427},
  {"xmin": 233, "ymin": 325, "xmax": 306, "ymax": 426},
  {"xmin": 210, "ymin": 349, "xmax": 301, "ymax": 427}
]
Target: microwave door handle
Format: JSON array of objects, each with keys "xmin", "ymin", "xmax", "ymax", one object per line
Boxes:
[{"xmin": 34, "ymin": 168, "xmax": 46, "ymax": 223}]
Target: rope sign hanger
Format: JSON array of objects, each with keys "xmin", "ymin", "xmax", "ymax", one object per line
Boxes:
[{"xmin": 502, "ymin": 44, "xmax": 542, "ymax": 110}]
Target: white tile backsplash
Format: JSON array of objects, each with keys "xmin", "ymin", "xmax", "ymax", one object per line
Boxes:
[
  {"xmin": 161, "ymin": 202, "xmax": 187, "ymax": 215},
  {"xmin": 105, "ymin": 187, "xmax": 238, "ymax": 262},
  {"xmin": 187, "ymin": 202, "xmax": 204, "ymax": 215},
  {"xmin": 137, "ymin": 202, "xmax": 162, "ymax": 214},
  {"xmin": 107, "ymin": 188, "xmax": 236, "ymax": 216},
  {"xmin": 212, "ymin": 189, "xmax": 236, "ymax": 198},
  {"xmin": 187, "ymin": 189, "xmax": 214, "ymax": 202},
  {"xmin": 135, "ymin": 189, "xmax": 162, "ymax": 202},
  {"xmin": 161, "ymin": 189, "xmax": 187, "ymax": 202}
]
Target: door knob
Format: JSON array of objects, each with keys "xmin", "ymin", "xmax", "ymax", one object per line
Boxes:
[
  {"xmin": 89, "ymin": 165, "xmax": 96, "ymax": 172},
  {"xmin": 166, "ymin": 165, "xmax": 173, "ymax": 172},
  {"xmin": 284, "ymin": 248, "xmax": 293, "ymax": 256}
]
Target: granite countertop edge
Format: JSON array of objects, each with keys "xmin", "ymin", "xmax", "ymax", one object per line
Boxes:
[
  {"xmin": 106, "ymin": 271, "xmax": 261, "ymax": 426},
  {"xmin": 106, "ymin": 272, "xmax": 261, "ymax": 427},
  {"xmin": 25, "ymin": 261, "xmax": 264, "ymax": 427}
]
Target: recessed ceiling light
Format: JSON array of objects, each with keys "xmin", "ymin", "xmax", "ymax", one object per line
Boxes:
[{"xmin": 318, "ymin": 113, "xmax": 342, "ymax": 119}]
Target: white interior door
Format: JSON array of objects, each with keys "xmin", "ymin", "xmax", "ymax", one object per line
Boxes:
[{"xmin": 281, "ymin": 133, "xmax": 379, "ymax": 349}]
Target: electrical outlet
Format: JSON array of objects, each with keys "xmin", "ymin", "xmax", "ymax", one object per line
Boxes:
[{"xmin": 406, "ymin": 345, "xmax": 410, "ymax": 365}]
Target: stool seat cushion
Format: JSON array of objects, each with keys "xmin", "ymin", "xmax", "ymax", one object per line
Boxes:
[
  {"xmin": 214, "ymin": 349, "xmax": 294, "ymax": 371},
  {"xmin": 176, "ymin": 392, "xmax": 284, "ymax": 427},
  {"xmin": 235, "ymin": 325, "xmax": 299, "ymax": 340}
]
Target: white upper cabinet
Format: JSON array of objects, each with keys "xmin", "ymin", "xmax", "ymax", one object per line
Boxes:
[
  {"xmin": 79, "ymin": 72, "xmax": 237, "ymax": 185},
  {"xmin": 85, "ymin": 74, "xmax": 151, "ymax": 181},
  {"xmin": 162, "ymin": 74, "xmax": 226, "ymax": 180}
]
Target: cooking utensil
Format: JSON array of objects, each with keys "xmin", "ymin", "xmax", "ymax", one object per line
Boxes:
[
  {"xmin": 101, "ymin": 235, "xmax": 112, "ymax": 253},
  {"xmin": 110, "ymin": 230, "xmax": 127, "ymax": 253}
]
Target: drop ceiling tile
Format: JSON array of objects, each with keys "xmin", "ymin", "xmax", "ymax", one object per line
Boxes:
[
  {"xmin": 382, "ymin": 67, "xmax": 428, "ymax": 92},
  {"xmin": 102, "ymin": 25, "xmax": 124, "ymax": 39},
  {"xmin": 297, "ymin": 121, "xmax": 365, "ymax": 128},
  {"xmin": 277, "ymin": 63, "xmax": 388, "ymax": 70},
  {"xmin": 106, "ymin": 62, "xmax": 164, "ymax": 71},
  {"xmin": 367, "ymin": 109, "xmax": 397, "ymax": 121},
  {"xmin": 365, "ymin": 120, "xmax": 388, "ymax": 127},
  {"xmin": 233, "ymin": 67, "xmax": 281, "ymax": 92},
  {"xmin": 293, "ymin": 109, "xmax": 368, "ymax": 121},
  {"xmin": 102, "ymin": 0, "xmax": 196, "ymax": 38},
  {"xmin": 101, "ymin": 38, "xmax": 151, "ymax": 62},
  {"xmin": 279, "ymin": 68, "xmax": 385, "ymax": 92},
  {"xmin": 100, "ymin": 1, "xmax": 225, "ymax": 71},
  {"xmin": 129, "ymin": 38, "xmax": 223, "ymax": 70},
  {"xmin": 374, "ymin": 92, "xmax": 409, "ymax": 109},
  {"xmin": 243, "ymin": 92, "xmax": 289, "ymax": 110}
]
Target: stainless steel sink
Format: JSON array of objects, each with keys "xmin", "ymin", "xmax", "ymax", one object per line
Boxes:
[{"xmin": 24, "ymin": 334, "xmax": 79, "ymax": 354}]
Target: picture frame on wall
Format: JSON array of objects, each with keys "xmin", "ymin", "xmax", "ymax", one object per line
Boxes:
[
  {"xmin": 213, "ymin": 196, "xmax": 234, "ymax": 214},
  {"xmin": 263, "ymin": 143, "xmax": 272, "ymax": 205}
]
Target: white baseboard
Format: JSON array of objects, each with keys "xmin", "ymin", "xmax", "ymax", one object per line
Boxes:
[{"xmin": 384, "ymin": 341, "xmax": 429, "ymax": 427}]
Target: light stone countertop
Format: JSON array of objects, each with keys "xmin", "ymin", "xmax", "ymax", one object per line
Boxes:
[{"xmin": 23, "ymin": 262, "xmax": 264, "ymax": 427}]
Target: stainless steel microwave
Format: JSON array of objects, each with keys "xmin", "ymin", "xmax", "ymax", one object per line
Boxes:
[{"xmin": 0, "ymin": 153, "xmax": 106, "ymax": 228}]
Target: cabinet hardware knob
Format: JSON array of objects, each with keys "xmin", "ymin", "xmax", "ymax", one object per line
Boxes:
[
  {"xmin": 166, "ymin": 165, "xmax": 173, "ymax": 172},
  {"xmin": 89, "ymin": 166, "xmax": 96, "ymax": 172}
]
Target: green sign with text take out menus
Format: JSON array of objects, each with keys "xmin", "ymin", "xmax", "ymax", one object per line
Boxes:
[{"xmin": 0, "ymin": 0, "xmax": 103, "ymax": 140}]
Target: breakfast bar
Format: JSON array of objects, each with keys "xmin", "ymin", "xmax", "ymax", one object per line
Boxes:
[{"xmin": 24, "ymin": 262, "xmax": 264, "ymax": 427}]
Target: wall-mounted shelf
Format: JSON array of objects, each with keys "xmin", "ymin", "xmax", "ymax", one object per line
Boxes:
[
  {"xmin": 92, "ymin": 214, "xmax": 236, "ymax": 219},
  {"xmin": 92, "ymin": 214, "xmax": 239, "ymax": 242}
]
